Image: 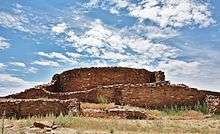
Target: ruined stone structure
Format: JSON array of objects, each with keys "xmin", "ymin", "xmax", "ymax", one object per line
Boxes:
[
  {"xmin": 1, "ymin": 67, "xmax": 220, "ymax": 117},
  {"xmin": 0, "ymin": 99, "xmax": 79, "ymax": 118},
  {"xmin": 49, "ymin": 67, "xmax": 165, "ymax": 92}
]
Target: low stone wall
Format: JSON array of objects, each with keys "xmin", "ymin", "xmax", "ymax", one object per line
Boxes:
[
  {"xmin": 0, "ymin": 99, "xmax": 79, "ymax": 118},
  {"xmin": 5, "ymin": 87, "xmax": 99, "ymax": 102},
  {"xmin": 3, "ymin": 79, "xmax": 220, "ymax": 113},
  {"xmin": 81, "ymin": 109, "xmax": 147, "ymax": 119},
  {"xmin": 5, "ymin": 82, "xmax": 214, "ymax": 110},
  {"xmin": 120, "ymin": 84, "xmax": 206, "ymax": 109}
]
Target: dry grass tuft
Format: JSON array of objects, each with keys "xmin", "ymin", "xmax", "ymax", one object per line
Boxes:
[
  {"xmin": 181, "ymin": 110, "xmax": 204, "ymax": 119},
  {"xmin": 144, "ymin": 110, "xmax": 164, "ymax": 120}
]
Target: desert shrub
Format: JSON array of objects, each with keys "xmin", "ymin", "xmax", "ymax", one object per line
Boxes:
[
  {"xmin": 97, "ymin": 96, "xmax": 108, "ymax": 104},
  {"xmin": 162, "ymin": 105, "xmax": 186, "ymax": 115},
  {"xmin": 193, "ymin": 101, "xmax": 208, "ymax": 114},
  {"xmin": 55, "ymin": 114, "xmax": 73, "ymax": 127},
  {"xmin": 161, "ymin": 102, "xmax": 208, "ymax": 115}
]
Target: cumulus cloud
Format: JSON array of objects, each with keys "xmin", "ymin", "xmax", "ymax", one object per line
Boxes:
[
  {"xmin": 9, "ymin": 62, "xmax": 26, "ymax": 67},
  {"xmin": 52, "ymin": 23, "xmax": 67, "ymax": 34},
  {"xmin": 0, "ymin": 74, "xmax": 42, "ymax": 96},
  {"xmin": 64, "ymin": 19, "xmax": 179, "ymax": 66},
  {"xmin": 32, "ymin": 60, "xmax": 60, "ymax": 67},
  {"xmin": 0, "ymin": 36, "xmax": 11, "ymax": 50},
  {"xmin": 130, "ymin": 0, "xmax": 215, "ymax": 28},
  {"xmin": 86, "ymin": 0, "xmax": 215, "ymax": 28},
  {"xmin": 51, "ymin": 18, "xmax": 179, "ymax": 69},
  {"xmin": 157, "ymin": 60, "xmax": 200, "ymax": 76},
  {"xmin": 156, "ymin": 59, "xmax": 220, "ymax": 91}
]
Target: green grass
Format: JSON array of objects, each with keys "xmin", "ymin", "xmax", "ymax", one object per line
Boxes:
[
  {"xmin": 97, "ymin": 95, "xmax": 109, "ymax": 104},
  {"xmin": 161, "ymin": 101, "xmax": 209, "ymax": 115},
  {"xmin": 194, "ymin": 101, "xmax": 208, "ymax": 114}
]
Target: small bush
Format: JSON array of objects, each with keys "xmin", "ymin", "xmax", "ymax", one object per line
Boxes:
[
  {"xmin": 162, "ymin": 102, "xmax": 208, "ymax": 115},
  {"xmin": 194, "ymin": 101, "xmax": 208, "ymax": 114},
  {"xmin": 162, "ymin": 105, "xmax": 186, "ymax": 115},
  {"xmin": 97, "ymin": 96, "xmax": 108, "ymax": 104},
  {"xmin": 55, "ymin": 114, "xmax": 73, "ymax": 127}
]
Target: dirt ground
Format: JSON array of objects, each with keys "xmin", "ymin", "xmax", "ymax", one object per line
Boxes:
[{"xmin": 1, "ymin": 115, "xmax": 220, "ymax": 134}]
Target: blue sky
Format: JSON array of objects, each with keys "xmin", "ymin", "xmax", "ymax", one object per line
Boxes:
[{"xmin": 0, "ymin": 0, "xmax": 219, "ymax": 95}]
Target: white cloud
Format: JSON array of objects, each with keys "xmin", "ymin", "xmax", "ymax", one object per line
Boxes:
[
  {"xmin": 27, "ymin": 67, "xmax": 38, "ymax": 74},
  {"xmin": 131, "ymin": 0, "xmax": 215, "ymax": 28},
  {"xmin": 66, "ymin": 52, "xmax": 82, "ymax": 58},
  {"xmin": 130, "ymin": 25, "xmax": 178, "ymax": 39},
  {"xmin": 86, "ymin": 0, "xmax": 215, "ymax": 28},
  {"xmin": 9, "ymin": 62, "xmax": 26, "ymax": 67},
  {"xmin": 109, "ymin": 8, "xmax": 119, "ymax": 14},
  {"xmin": 52, "ymin": 23, "xmax": 67, "ymax": 34},
  {"xmin": 0, "ymin": 36, "xmax": 11, "ymax": 50},
  {"xmin": 157, "ymin": 60, "xmax": 200, "ymax": 76},
  {"xmin": 0, "ymin": 11, "xmax": 30, "ymax": 32},
  {"xmin": 156, "ymin": 59, "xmax": 220, "ymax": 92},
  {"xmin": 0, "ymin": 63, "xmax": 6, "ymax": 69},
  {"xmin": 65, "ymin": 19, "xmax": 179, "ymax": 65},
  {"xmin": 37, "ymin": 52, "xmax": 75, "ymax": 63},
  {"xmin": 86, "ymin": 0, "xmax": 100, "ymax": 7},
  {"xmin": 32, "ymin": 60, "xmax": 60, "ymax": 67},
  {"xmin": 0, "ymin": 74, "xmax": 42, "ymax": 96},
  {"xmin": 0, "ymin": 5, "xmax": 51, "ymax": 35}
]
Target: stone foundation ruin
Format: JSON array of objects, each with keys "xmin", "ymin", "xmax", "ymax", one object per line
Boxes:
[
  {"xmin": 1, "ymin": 67, "xmax": 220, "ymax": 118},
  {"xmin": 0, "ymin": 99, "xmax": 79, "ymax": 118}
]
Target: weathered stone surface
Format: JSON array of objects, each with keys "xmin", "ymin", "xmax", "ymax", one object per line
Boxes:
[
  {"xmin": 3, "ymin": 82, "xmax": 210, "ymax": 110},
  {"xmin": 1, "ymin": 67, "xmax": 220, "ymax": 117},
  {"xmin": 155, "ymin": 71, "xmax": 165, "ymax": 82},
  {"xmin": 205, "ymin": 95, "xmax": 220, "ymax": 114},
  {"xmin": 51, "ymin": 67, "xmax": 159, "ymax": 92},
  {"xmin": 0, "ymin": 99, "xmax": 79, "ymax": 118},
  {"xmin": 81, "ymin": 108, "xmax": 148, "ymax": 119}
]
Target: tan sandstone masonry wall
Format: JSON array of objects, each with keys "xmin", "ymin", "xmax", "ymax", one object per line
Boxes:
[
  {"xmin": 51, "ymin": 67, "xmax": 165, "ymax": 92},
  {"xmin": 0, "ymin": 99, "xmax": 79, "ymax": 118}
]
